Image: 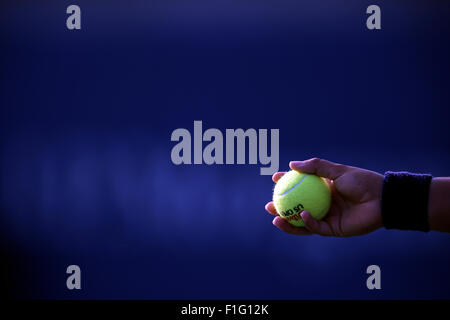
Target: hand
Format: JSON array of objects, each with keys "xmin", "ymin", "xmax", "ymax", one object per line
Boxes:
[{"xmin": 265, "ymin": 158, "xmax": 384, "ymax": 237}]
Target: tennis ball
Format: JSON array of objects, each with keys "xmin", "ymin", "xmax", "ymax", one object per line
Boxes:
[{"xmin": 273, "ymin": 170, "xmax": 331, "ymax": 227}]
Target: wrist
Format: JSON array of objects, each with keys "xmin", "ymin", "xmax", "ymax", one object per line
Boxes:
[{"xmin": 428, "ymin": 177, "xmax": 450, "ymax": 232}]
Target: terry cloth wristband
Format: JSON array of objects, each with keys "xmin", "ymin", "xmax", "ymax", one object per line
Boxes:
[{"xmin": 381, "ymin": 171, "xmax": 433, "ymax": 232}]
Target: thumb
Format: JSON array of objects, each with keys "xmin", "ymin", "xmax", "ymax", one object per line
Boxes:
[{"xmin": 290, "ymin": 158, "xmax": 347, "ymax": 180}]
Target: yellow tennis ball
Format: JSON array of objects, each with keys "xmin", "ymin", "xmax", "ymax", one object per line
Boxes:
[{"xmin": 273, "ymin": 170, "xmax": 331, "ymax": 227}]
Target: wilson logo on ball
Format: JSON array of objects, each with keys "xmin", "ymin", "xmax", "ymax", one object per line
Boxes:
[{"xmin": 281, "ymin": 203, "xmax": 304, "ymax": 217}]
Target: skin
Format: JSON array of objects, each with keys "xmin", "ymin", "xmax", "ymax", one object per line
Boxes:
[
  {"xmin": 265, "ymin": 158, "xmax": 450, "ymax": 236},
  {"xmin": 428, "ymin": 177, "xmax": 450, "ymax": 233}
]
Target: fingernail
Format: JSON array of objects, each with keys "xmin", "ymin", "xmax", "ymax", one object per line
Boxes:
[
  {"xmin": 272, "ymin": 216, "xmax": 281, "ymax": 225},
  {"xmin": 264, "ymin": 203, "xmax": 271, "ymax": 212},
  {"xmin": 289, "ymin": 161, "xmax": 303, "ymax": 168},
  {"xmin": 300, "ymin": 211, "xmax": 309, "ymax": 219}
]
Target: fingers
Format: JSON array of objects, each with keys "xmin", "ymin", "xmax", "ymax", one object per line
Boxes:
[
  {"xmin": 272, "ymin": 216, "xmax": 313, "ymax": 235},
  {"xmin": 267, "ymin": 208, "xmax": 331, "ymax": 236},
  {"xmin": 289, "ymin": 158, "xmax": 346, "ymax": 181},
  {"xmin": 265, "ymin": 202, "xmax": 329, "ymax": 235},
  {"xmin": 272, "ymin": 171, "xmax": 286, "ymax": 183},
  {"xmin": 300, "ymin": 211, "xmax": 334, "ymax": 236},
  {"xmin": 265, "ymin": 202, "xmax": 278, "ymax": 215}
]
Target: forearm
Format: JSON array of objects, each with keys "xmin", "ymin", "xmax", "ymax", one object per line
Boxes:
[{"xmin": 428, "ymin": 178, "xmax": 450, "ymax": 233}]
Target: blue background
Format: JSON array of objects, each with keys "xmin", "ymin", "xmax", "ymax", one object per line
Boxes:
[{"xmin": 1, "ymin": 0, "xmax": 450, "ymax": 299}]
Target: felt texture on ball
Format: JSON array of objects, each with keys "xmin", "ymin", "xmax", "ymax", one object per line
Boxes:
[{"xmin": 273, "ymin": 170, "xmax": 331, "ymax": 227}]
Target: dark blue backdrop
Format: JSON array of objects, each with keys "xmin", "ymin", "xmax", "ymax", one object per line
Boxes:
[{"xmin": 1, "ymin": 0, "xmax": 450, "ymax": 299}]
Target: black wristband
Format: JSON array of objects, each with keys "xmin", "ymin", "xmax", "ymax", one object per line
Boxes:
[{"xmin": 381, "ymin": 171, "xmax": 432, "ymax": 232}]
